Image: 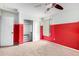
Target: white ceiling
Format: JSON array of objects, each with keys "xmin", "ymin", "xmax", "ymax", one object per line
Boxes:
[
  {"xmin": 22, "ymin": 3, "xmax": 64, "ymax": 18},
  {"xmin": 0, "ymin": 3, "xmax": 79, "ymax": 19},
  {"xmin": 15, "ymin": 3, "xmax": 48, "ymax": 18},
  {"xmin": 0, "ymin": 3, "xmax": 64, "ymax": 19},
  {"xmin": 22, "ymin": 3, "xmax": 48, "ymax": 18},
  {"xmin": 26, "ymin": 3, "xmax": 66, "ymax": 18}
]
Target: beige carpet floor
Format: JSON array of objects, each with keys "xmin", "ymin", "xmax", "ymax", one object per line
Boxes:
[{"xmin": 0, "ymin": 40, "xmax": 79, "ymax": 56}]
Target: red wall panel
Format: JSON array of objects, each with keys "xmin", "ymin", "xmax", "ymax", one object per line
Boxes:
[
  {"xmin": 40, "ymin": 25, "xmax": 55, "ymax": 41},
  {"xmin": 40, "ymin": 22, "xmax": 79, "ymax": 50},
  {"xmin": 14, "ymin": 24, "xmax": 23, "ymax": 45},
  {"xmin": 40, "ymin": 26, "xmax": 43, "ymax": 39}
]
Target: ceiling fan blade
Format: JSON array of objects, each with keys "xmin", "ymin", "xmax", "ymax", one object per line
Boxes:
[{"xmin": 55, "ymin": 4, "xmax": 63, "ymax": 10}]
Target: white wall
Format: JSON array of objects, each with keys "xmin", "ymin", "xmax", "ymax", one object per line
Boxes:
[
  {"xmin": 0, "ymin": 3, "xmax": 79, "ymax": 44},
  {"xmin": 0, "ymin": 3, "xmax": 44, "ymax": 23},
  {"xmin": 50, "ymin": 3, "xmax": 79, "ymax": 25},
  {"xmin": 0, "ymin": 3, "xmax": 31, "ymax": 24},
  {"xmin": 33, "ymin": 19, "xmax": 40, "ymax": 41},
  {"xmin": 0, "ymin": 3, "xmax": 41, "ymax": 43},
  {"xmin": 40, "ymin": 3, "xmax": 79, "ymax": 25}
]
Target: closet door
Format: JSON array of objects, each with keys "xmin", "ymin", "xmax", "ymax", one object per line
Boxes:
[
  {"xmin": 24, "ymin": 21, "xmax": 29, "ymax": 42},
  {"xmin": 0, "ymin": 11, "xmax": 14, "ymax": 46},
  {"xmin": 24, "ymin": 20, "xmax": 33, "ymax": 42}
]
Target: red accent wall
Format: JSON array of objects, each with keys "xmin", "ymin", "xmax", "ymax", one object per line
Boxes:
[
  {"xmin": 40, "ymin": 22, "xmax": 79, "ymax": 50},
  {"xmin": 14, "ymin": 24, "xmax": 23, "ymax": 45}
]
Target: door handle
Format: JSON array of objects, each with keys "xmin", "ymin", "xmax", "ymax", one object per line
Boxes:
[{"xmin": 11, "ymin": 32, "xmax": 13, "ymax": 34}]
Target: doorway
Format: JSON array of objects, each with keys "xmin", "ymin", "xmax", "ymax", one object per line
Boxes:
[{"xmin": 24, "ymin": 20, "xmax": 33, "ymax": 42}]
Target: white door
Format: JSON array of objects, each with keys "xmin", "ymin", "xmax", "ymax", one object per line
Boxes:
[
  {"xmin": 24, "ymin": 22, "xmax": 29, "ymax": 42},
  {"xmin": 1, "ymin": 11, "xmax": 14, "ymax": 46},
  {"xmin": 24, "ymin": 20, "xmax": 33, "ymax": 42}
]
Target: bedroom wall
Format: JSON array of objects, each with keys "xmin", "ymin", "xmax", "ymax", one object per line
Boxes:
[
  {"xmin": 0, "ymin": 3, "xmax": 40, "ymax": 46},
  {"xmin": 40, "ymin": 3, "xmax": 79, "ymax": 50}
]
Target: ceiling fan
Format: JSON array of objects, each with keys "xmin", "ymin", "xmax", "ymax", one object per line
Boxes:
[
  {"xmin": 34, "ymin": 3, "xmax": 63, "ymax": 12},
  {"xmin": 46, "ymin": 3, "xmax": 63, "ymax": 11}
]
